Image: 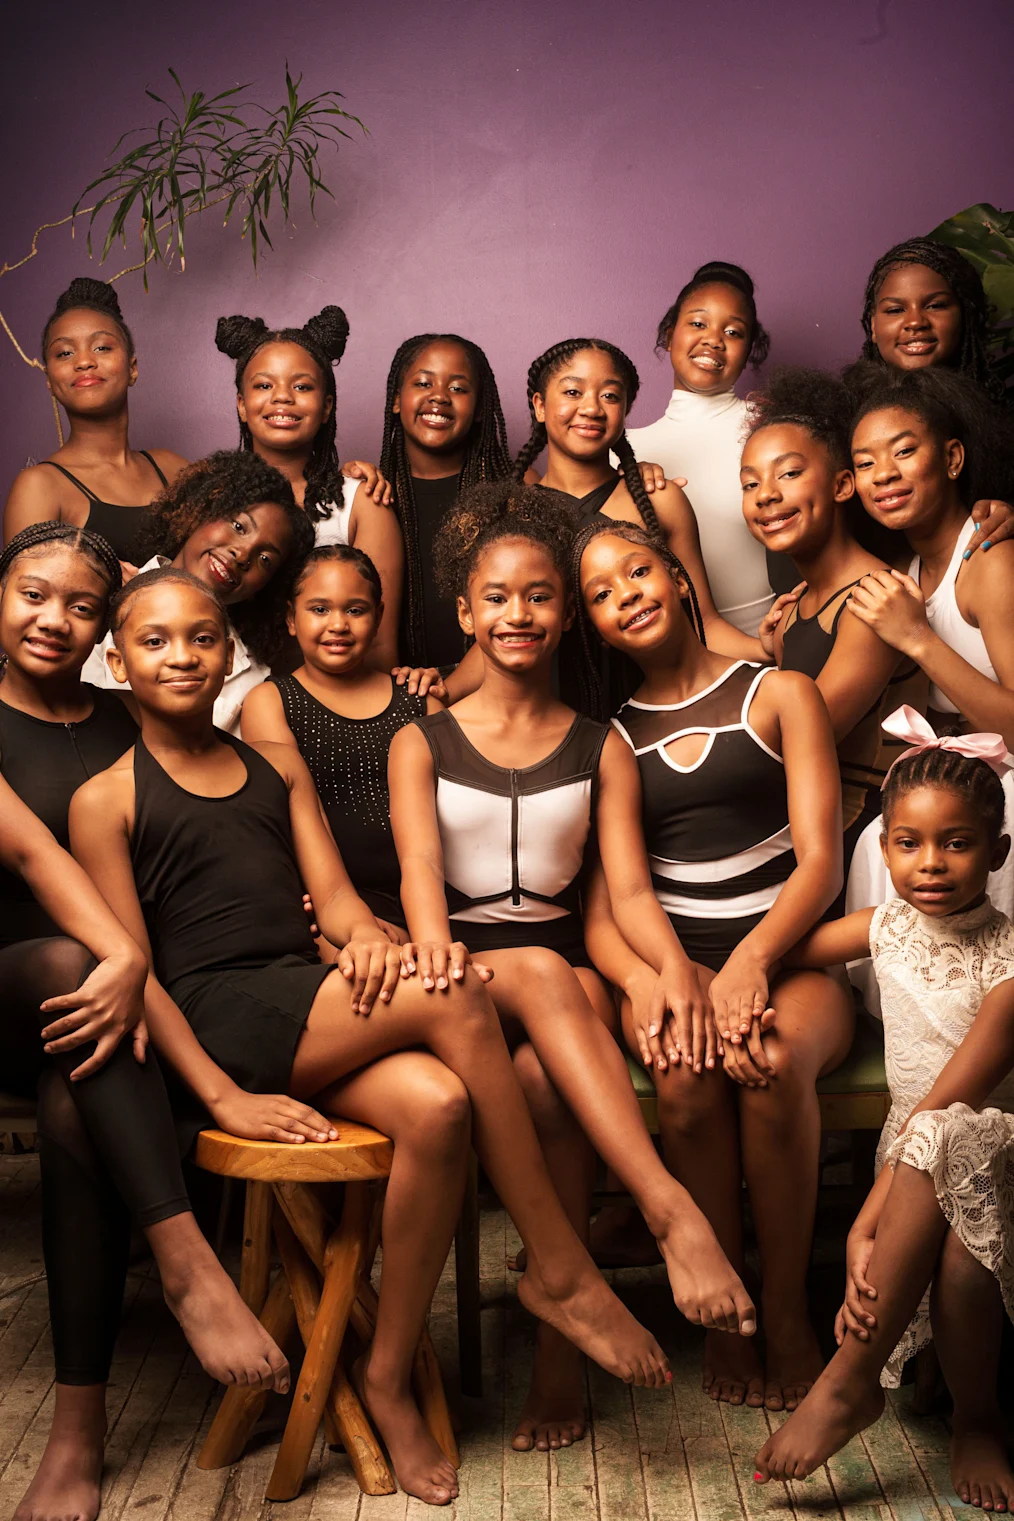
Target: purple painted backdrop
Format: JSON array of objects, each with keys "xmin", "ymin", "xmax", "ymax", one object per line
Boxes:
[{"xmin": 2, "ymin": 0, "xmax": 1011, "ymax": 495}]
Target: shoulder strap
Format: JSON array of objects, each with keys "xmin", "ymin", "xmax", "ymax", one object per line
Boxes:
[
  {"xmin": 139, "ymin": 450, "xmax": 168, "ymax": 488},
  {"xmin": 41, "ymin": 460, "xmax": 101, "ymax": 504}
]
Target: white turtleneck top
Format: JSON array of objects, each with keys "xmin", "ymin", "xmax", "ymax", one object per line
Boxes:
[{"xmin": 626, "ymin": 389, "xmax": 774, "ymax": 636}]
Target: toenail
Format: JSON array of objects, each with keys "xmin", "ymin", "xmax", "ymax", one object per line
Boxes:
[{"xmin": 754, "ymin": 1471, "xmax": 764, "ymax": 1482}]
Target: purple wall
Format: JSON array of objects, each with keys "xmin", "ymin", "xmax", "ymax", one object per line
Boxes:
[{"xmin": 2, "ymin": 0, "xmax": 1012, "ymax": 495}]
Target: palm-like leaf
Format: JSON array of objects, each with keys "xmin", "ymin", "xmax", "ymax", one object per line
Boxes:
[{"xmin": 928, "ymin": 203, "xmax": 1014, "ymax": 392}]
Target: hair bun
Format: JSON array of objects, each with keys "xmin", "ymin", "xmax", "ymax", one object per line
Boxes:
[
  {"xmin": 692, "ymin": 261, "xmax": 755, "ymax": 297},
  {"xmin": 303, "ymin": 305, "xmax": 350, "ymax": 364},
  {"xmin": 56, "ymin": 277, "xmax": 123, "ymax": 320},
  {"xmin": 215, "ymin": 314, "xmax": 269, "ymax": 359}
]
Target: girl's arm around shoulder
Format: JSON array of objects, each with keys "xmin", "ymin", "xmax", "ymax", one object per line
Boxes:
[
  {"xmin": 822, "ymin": 602, "xmax": 903, "ymax": 743},
  {"xmin": 240, "ymin": 679, "xmax": 297, "ymax": 745},
  {"xmin": 783, "ymin": 908, "xmax": 876, "ymax": 970}
]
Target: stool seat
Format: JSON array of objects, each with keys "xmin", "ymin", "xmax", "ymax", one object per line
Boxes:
[{"xmin": 195, "ymin": 1123, "xmax": 393, "ymax": 1184}]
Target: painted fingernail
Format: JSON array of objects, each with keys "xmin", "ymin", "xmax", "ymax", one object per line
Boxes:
[
  {"xmin": 983, "ymin": 540, "xmax": 992, "ymax": 550},
  {"xmin": 963, "ymin": 550, "xmax": 972, "ymax": 560}
]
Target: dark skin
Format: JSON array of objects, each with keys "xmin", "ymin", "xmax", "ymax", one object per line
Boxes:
[
  {"xmin": 4, "ymin": 306, "xmax": 188, "ymax": 575},
  {"xmin": 754, "ymin": 788, "xmax": 1014, "ymax": 1510},
  {"xmin": 170, "ymin": 500, "xmax": 294, "ymax": 608},
  {"xmin": 391, "ymin": 339, "xmax": 479, "ymax": 480},
  {"xmin": 666, "ymin": 282, "xmax": 754, "ymax": 396},
  {"xmin": 870, "ymin": 263, "xmax": 963, "ymax": 372}
]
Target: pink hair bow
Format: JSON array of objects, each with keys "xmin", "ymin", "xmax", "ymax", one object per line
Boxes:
[{"xmin": 881, "ymin": 704, "xmax": 1011, "ymax": 787}]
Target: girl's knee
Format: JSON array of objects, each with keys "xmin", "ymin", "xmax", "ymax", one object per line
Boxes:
[
  {"xmin": 655, "ymin": 1064, "xmax": 724, "ymax": 1132},
  {"xmin": 36, "ymin": 937, "xmax": 93, "ymax": 1003},
  {"xmin": 399, "ymin": 1067, "xmax": 472, "ymax": 1142}
]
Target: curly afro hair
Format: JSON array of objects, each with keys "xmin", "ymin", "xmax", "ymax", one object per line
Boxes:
[
  {"xmin": 138, "ymin": 450, "xmax": 315, "ymax": 667},
  {"xmin": 433, "ymin": 481, "xmax": 580, "ymax": 603},
  {"xmin": 746, "ymin": 366, "xmax": 852, "ymax": 469}
]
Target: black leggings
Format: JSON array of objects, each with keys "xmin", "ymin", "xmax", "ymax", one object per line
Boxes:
[{"xmin": 3, "ymin": 937, "xmax": 191, "ymax": 1384}]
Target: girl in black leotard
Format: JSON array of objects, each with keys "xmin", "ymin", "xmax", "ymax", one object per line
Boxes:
[
  {"xmin": 74, "ymin": 564, "xmax": 674, "ymax": 1507},
  {"xmin": 739, "ymin": 368, "xmax": 928, "ymax": 884},
  {"xmin": 0, "ymin": 524, "xmax": 289, "ymax": 1521},
  {"xmin": 577, "ymin": 518, "xmax": 854, "ymax": 1416},
  {"xmin": 4, "ymin": 279, "xmax": 188, "ymax": 568},
  {"xmin": 390, "ymin": 481, "xmax": 755, "ymax": 1454},
  {"xmin": 242, "ymin": 545, "xmax": 435, "ymax": 933}
]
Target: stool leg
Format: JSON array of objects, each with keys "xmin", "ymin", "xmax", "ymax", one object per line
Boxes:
[
  {"xmin": 454, "ymin": 1150, "xmax": 483, "ymax": 1397},
  {"xmin": 240, "ymin": 1181, "xmax": 273, "ymax": 1314},
  {"xmin": 266, "ymin": 1183, "xmax": 373, "ymax": 1502},
  {"xmin": 197, "ymin": 1271, "xmax": 295, "ymax": 1470}
]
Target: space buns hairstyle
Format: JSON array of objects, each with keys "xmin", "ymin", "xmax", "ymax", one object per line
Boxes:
[{"xmin": 42, "ymin": 277, "xmax": 134, "ymax": 358}]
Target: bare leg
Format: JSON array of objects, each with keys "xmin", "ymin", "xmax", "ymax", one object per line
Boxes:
[
  {"xmin": 738, "ymin": 970, "xmax": 854, "ymax": 1410},
  {"xmin": 13, "ymin": 1385, "xmax": 106, "ymax": 1521},
  {"xmin": 754, "ymin": 1161, "xmax": 947, "ymax": 1481},
  {"xmin": 320, "ymin": 1052, "xmax": 470, "ymax": 1506},
  {"xmin": 481, "ymin": 949, "xmax": 756, "ymax": 1335},
  {"xmin": 931, "ymin": 1231, "xmax": 1014, "ymax": 1513},
  {"xmin": 288, "ymin": 967, "xmax": 670, "ymax": 1386}
]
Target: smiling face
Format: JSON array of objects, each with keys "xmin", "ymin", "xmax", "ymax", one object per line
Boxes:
[
  {"xmin": 740, "ymin": 422, "xmax": 853, "ymax": 558},
  {"xmin": 457, "ymin": 537, "xmax": 570, "ymax": 673},
  {"xmin": 237, "ymin": 340, "xmax": 332, "ymax": 456},
  {"xmin": 580, "ymin": 532, "xmax": 691, "ymax": 661},
  {"xmin": 870, "ymin": 264, "xmax": 962, "ymax": 371},
  {"xmin": 174, "ymin": 502, "xmax": 294, "ymax": 606},
  {"xmin": 44, "ymin": 306, "xmax": 136, "ymax": 416},
  {"xmin": 288, "ymin": 559, "xmax": 381, "ymax": 676},
  {"xmin": 393, "ymin": 340, "xmax": 478, "ymax": 462},
  {"xmin": 851, "ymin": 405, "xmax": 963, "ymax": 534},
  {"xmin": 108, "ymin": 579, "xmax": 233, "ymax": 716},
  {"xmin": 0, "ymin": 545, "xmax": 109, "ymax": 680},
  {"xmin": 882, "ymin": 784, "xmax": 1008, "ymax": 916},
  {"xmin": 534, "ymin": 348, "xmax": 629, "ymax": 462},
  {"xmin": 667, "ymin": 283, "xmax": 752, "ymax": 396}
]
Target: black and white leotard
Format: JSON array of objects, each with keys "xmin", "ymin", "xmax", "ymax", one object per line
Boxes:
[
  {"xmin": 613, "ymin": 661, "xmax": 792, "ymax": 970},
  {"xmin": 413, "ymin": 707, "xmax": 608, "ymax": 965}
]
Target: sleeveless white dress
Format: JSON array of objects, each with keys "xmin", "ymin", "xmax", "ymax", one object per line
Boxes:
[
  {"xmin": 312, "ymin": 476, "xmax": 358, "ymax": 545},
  {"xmin": 869, "ymin": 896, "xmax": 1014, "ymax": 1385}
]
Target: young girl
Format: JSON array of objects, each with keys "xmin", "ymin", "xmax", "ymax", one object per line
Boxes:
[
  {"xmin": 379, "ymin": 332, "xmax": 512, "ymax": 690},
  {"xmin": 241, "ymin": 544, "xmax": 437, "ymax": 932},
  {"xmin": 846, "ymin": 368, "xmax": 1014, "ymax": 927},
  {"xmin": 576, "ymin": 519, "xmax": 854, "ymax": 1413},
  {"xmin": 216, "ymin": 307, "xmax": 404, "ymax": 671},
  {"xmin": 5, "ymin": 278, "xmax": 188, "ymax": 568},
  {"xmin": 0, "ymin": 524, "xmax": 288, "ymax": 1521},
  {"xmin": 83, "ymin": 450, "xmax": 314, "ymax": 730},
  {"xmin": 389, "ymin": 482, "xmax": 756, "ymax": 1453},
  {"xmin": 754, "ymin": 719, "xmax": 1014, "ymax": 1513},
  {"xmin": 626, "ymin": 261, "xmax": 783, "ymax": 622},
  {"xmin": 71, "ymin": 566, "xmax": 675, "ymax": 1507},
  {"xmin": 740, "ymin": 368, "xmax": 927, "ymax": 880}
]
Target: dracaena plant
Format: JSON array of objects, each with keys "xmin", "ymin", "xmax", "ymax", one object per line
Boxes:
[
  {"xmin": 0, "ymin": 67, "xmax": 364, "ymax": 442},
  {"xmin": 929, "ymin": 202, "xmax": 1014, "ymax": 394}
]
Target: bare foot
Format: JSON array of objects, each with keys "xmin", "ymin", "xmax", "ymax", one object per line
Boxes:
[
  {"xmin": 702, "ymin": 1329, "xmax": 765, "ymax": 1406},
  {"xmin": 357, "ymin": 1356, "xmax": 459, "ymax": 1506},
  {"xmin": 951, "ymin": 1415, "xmax": 1014, "ymax": 1512},
  {"xmin": 512, "ymin": 1328, "xmax": 587, "ymax": 1451},
  {"xmin": 588, "ymin": 1205, "xmax": 662, "ymax": 1269},
  {"xmin": 753, "ymin": 1365, "xmax": 885, "ymax": 1481},
  {"xmin": 162, "ymin": 1256, "xmax": 290, "ymax": 1391},
  {"xmin": 656, "ymin": 1210, "xmax": 756, "ymax": 1335},
  {"xmin": 14, "ymin": 1390, "xmax": 105, "ymax": 1521},
  {"xmin": 762, "ymin": 1313, "xmax": 825, "ymax": 1411},
  {"xmin": 517, "ymin": 1258, "xmax": 670, "ymax": 1387}
]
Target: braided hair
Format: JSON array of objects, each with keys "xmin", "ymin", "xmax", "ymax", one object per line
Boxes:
[
  {"xmin": 568, "ymin": 518, "xmax": 707, "ymax": 721},
  {"xmin": 380, "ymin": 334, "xmax": 511, "ymax": 665},
  {"xmin": 137, "ymin": 450, "xmax": 315, "ymax": 668},
  {"xmin": 216, "ymin": 306, "xmax": 351, "ymax": 525},
  {"xmin": 42, "ymin": 277, "xmax": 134, "ymax": 359},
  {"xmin": 0, "ymin": 520, "xmax": 122, "ymax": 649},
  {"xmin": 432, "ymin": 480, "xmax": 580, "ymax": 603},
  {"xmin": 654, "ymin": 261, "xmax": 770, "ymax": 367},
  {"xmin": 513, "ymin": 339, "xmax": 666, "ymax": 544},
  {"xmin": 291, "ymin": 543, "xmax": 383, "ymax": 607},
  {"xmin": 882, "ymin": 745, "xmax": 1006, "ymax": 844},
  {"xmin": 855, "ymin": 238, "xmax": 1002, "ymax": 403}
]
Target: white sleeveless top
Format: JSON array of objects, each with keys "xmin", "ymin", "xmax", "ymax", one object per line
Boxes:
[
  {"xmin": 909, "ymin": 517, "xmax": 997, "ymax": 713},
  {"xmin": 312, "ymin": 476, "xmax": 358, "ymax": 546}
]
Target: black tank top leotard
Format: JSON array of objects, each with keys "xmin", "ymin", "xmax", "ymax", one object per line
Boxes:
[
  {"xmin": 613, "ymin": 661, "xmax": 793, "ymax": 970},
  {"xmin": 272, "ymin": 674, "xmax": 425, "ymax": 925},
  {"xmin": 0, "ymin": 689, "xmax": 138, "ymax": 948},
  {"xmin": 42, "ymin": 451, "xmax": 167, "ymax": 562},
  {"xmin": 414, "ymin": 707, "xmax": 608, "ymax": 964}
]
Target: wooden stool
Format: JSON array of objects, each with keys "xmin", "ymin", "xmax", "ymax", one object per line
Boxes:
[{"xmin": 193, "ymin": 1122, "xmax": 458, "ymax": 1501}]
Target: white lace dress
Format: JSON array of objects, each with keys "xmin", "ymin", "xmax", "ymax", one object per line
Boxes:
[{"xmin": 870, "ymin": 896, "xmax": 1014, "ymax": 1385}]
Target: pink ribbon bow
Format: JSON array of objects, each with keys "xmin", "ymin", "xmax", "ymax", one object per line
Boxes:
[{"xmin": 881, "ymin": 704, "xmax": 1011, "ymax": 787}]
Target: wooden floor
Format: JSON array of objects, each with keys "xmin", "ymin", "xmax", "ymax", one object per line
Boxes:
[{"xmin": 0, "ymin": 1151, "xmax": 976, "ymax": 1520}]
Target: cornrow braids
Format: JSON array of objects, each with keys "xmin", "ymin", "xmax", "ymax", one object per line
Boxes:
[
  {"xmin": 216, "ymin": 306, "xmax": 350, "ymax": 525},
  {"xmin": 882, "ymin": 745, "xmax": 1006, "ymax": 844},
  {"xmin": 380, "ymin": 334, "xmax": 511, "ymax": 664},
  {"xmin": 856, "ymin": 238, "xmax": 1003, "ymax": 404},
  {"xmin": 110, "ymin": 566, "xmax": 225, "ymax": 643},
  {"xmin": 654, "ymin": 261, "xmax": 770, "ymax": 367},
  {"xmin": 291, "ymin": 542, "xmax": 383, "ymax": 606},
  {"xmin": 512, "ymin": 339, "xmax": 665, "ymax": 541},
  {"xmin": 567, "ymin": 517, "xmax": 707, "ymax": 721},
  {"xmin": 0, "ymin": 521, "xmax": 122, "ymax": 634},
  {"xmin": 432, "ymin": 479, "xmax": 579, "ymax": 603}
]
